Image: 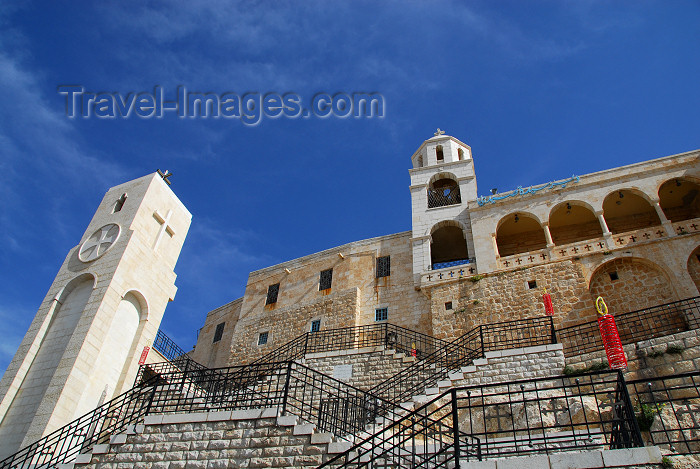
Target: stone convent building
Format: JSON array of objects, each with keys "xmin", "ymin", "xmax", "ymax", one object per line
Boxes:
[
  {"xmin": 191, "ymin": 131, "xmax": 700, "ymax": 368},
  {"xmin": 2, "ymin": 131, "xmax": 700, "ymax": 468}
]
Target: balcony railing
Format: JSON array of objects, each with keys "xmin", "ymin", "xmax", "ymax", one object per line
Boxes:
[{"xmin": 431, "ymin": 258, "xmax": 474, "ymax": 270}]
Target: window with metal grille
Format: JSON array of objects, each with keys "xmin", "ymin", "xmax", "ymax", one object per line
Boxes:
[
  {"xmin": 376, "ymin": 256, "xmax": 390, "ymax": 278},
  {"xmin": 258, "ymin": 332, "xmax": 269, "ymax": 345},
  {"xmin": 310, "ymin": 319, "xmax": 321, "ymax": 332},
  {"xmin": 319, "ymin": 268, "xmax": 333, "ymax": 290},
  {"xmin": 375, "ymin": 307, "xmax": 388, "ymax": 322},
  {"xmin": 266, "ymin": 283, "xmax": 280, "ymax": 305},
  {"xmin": 213, "ymin": 322, "xmax": 225, "ymax": 343}
]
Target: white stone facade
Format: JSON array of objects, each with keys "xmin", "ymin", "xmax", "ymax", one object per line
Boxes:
[{"xmin": 0, "ymin": 173, "xmax": 191, "ymax": 459}]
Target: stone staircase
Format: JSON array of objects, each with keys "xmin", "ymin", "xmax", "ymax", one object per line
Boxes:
[
  {"xmin": 59, "ymin": 408, "xmax": 353, "ymax": 468},
  {"xmin": 50, "ymin": 343, "xmax": 565, "ymax": 469}
]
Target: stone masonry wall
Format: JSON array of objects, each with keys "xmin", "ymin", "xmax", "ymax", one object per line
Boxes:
[
  {"xmin": 81, "ymin": 410, "xmax": 343, "ymax": 468},
  {"xmin": 565, "ymin": 329, "xmax": 700, "ymax": 382},
  {"xmin": 303, "ymin": 347, "xmax": 414, "ymax": 391},
  {"xmin": 588, "ymin": 258, "xmax": 675, "ymax": 318},
  {"xmin": 429, "ymin": 260, "xmax": 596, "ymax": 342},
  {"xmin": 215, "ymin": 231, "xmax": 431, "ymax": 365},
  {"xmin": 459, "ymin": 345, "xmax": 565, "ymax": 387},
  {"xmin": 228, "ymin": 288, "xmax": 360, "ymax": 365},
  {"xmin": 190, "ymin": 299, "xmax": 242, "ymax": 369}
]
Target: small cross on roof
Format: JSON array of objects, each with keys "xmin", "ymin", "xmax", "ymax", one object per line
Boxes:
[
  {"xmin": 434, "ymin": 128, "xmax": 445, "ymax": 136},
  {"xmin": 157, "ymin": 169, "xmax": 173, "ymax": 185}
]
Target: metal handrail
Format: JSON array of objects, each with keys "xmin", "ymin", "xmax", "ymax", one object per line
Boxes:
[
  {"xmin": 0, "ymin": 376, "xmax": 161, "ymax": 469},
  {"xmin": 152, "ymin": 329, "xmax": 189, "ymax": 362},
  {"xmin": 322, "ymin": 370, "xmax": 643, "ymax": 467},
  {"xmin": 369, "ymin": 316, "xmax": 556, "ymax": 405},
  {"xmin": 626, "ymin": 370, "xmax": 700, "ymax": 454},
  {"xmin": 249, "ymin": 322, "xmax": 453, "ymax": 366},
  {"xmin": 557, "ymin": 296, "xmax": 700, "ymax": 356}
]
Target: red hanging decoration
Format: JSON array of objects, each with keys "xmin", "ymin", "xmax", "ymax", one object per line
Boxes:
[
  {"xmin": 543, "ymin": 288, "xmax": 554, "ymax": 316},
  {"xmin": 595, "ymin": 297, "xmax": 627, "ymax": 370},
  {"xmin": 138, "ymin": 346, "xmax": 151, "ymax": 365}
]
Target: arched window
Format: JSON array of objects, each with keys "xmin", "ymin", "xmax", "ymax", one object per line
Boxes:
[
  {"xmin": 549, "ymin": 202, "xmax": 602, "ymax": 245},
  {"xmin": 430, "ymin": 223, "xmax": 469, "ymax": 269},
  {"xmin": 436, "ymin": 145, "xmax": 444, "ymax": 162},
  {"xmin": 496, "ymin": 213, "xmax": 546, "ymax": 257},
  {"xmin": 458, "ymin": 148, "xmax": 464, "ymax": 160},
  {"xmin": 602, "ymin": 190, "xmax": 661, "ymax": 234},
  {"xmin": 659, "ymin": 178, "xmax": 700, "ymax": 222},
  {"xmin": 427, "ymin": 177, "xmax": 461, "ymax": 208}
]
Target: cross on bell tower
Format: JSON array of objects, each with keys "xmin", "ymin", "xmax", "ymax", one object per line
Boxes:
[
  {"xmin": 0, "ymin": 172, "xmax": 192, "ymax": 458},
  {"xmin": 408, "ymin": 131, "xmax": 479, "ymax": 288}
]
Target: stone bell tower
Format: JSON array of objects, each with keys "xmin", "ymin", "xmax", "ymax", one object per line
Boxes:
[
  {"xmin": 409, "ymin": 130, "xmax": 478, "ymax": 288},
  {"xmin": 0, "ymin": 173, "xmax": 191, "ymax": 458}
]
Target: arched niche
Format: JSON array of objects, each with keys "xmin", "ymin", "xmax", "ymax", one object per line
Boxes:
[
  {"xmin": 427, "ymin": 173, "xmax": 461, "ymax": 208},
  {"xmin": 687, "ymin": 246, "xmax": 700, "ymax": 295},
  {"xmin": 602, "ymin": 189, "xmax": 661, "ymax": 234},
  {"xmin": 430, "ymin": 221, "xmax": 469, "ymax": 269},
  {"xmin": 588, "ymin": 257, "xmax": 677, "ymax": 316},
  {"xmin": 0, "ymin": 274, "xmax": 95, "ymax": 456},
  {"xmin": 495, "ymin": 212, "xmax": 546, "ymax": 257},
  {"xmin": 659, "ymin": 178, "xmax": 700, "ymax": 223},
  {"xmin": 73, "ymin": 291, "xmax": 143, "ymax": 418},
  {"xmin": 548, "ymin": 201, "xmax": 602, "ymax": 246}
]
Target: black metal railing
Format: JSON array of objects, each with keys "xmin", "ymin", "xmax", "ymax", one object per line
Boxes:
[
  {"xmin": 428, "ymin": 187, "xmax": 462, "ymax": 208},
  {"xmin": 370, "ymin": 316, "xmax": 556, "ymax": 405},
  {"xmin": 249, "ymin": 322, "xmax": 452, "ymax": 366},
  {"xmin": 627, "ymin": 371, "xmax": 700, "ymax": 455},
  {"xmin": 320, "ymin": 388, "xmax": 482, "ymax": 468},
  {"xmin": 152, "ymin": 329, "xmax": 189, "ymax": 362},
  {"xmin": 557, "ymin": 296, "xmax": 700, "ymax": 356},
  {"xmin": 323, "ymin": 370, "xmax": 643, "ymax": 467},
  {"xmin": 0, "ymin": 379, "xmax": 159, "ymax": 469},
  {"xmin": 0, "ymin": 359, "xmax": 387, "ymax": 468}
]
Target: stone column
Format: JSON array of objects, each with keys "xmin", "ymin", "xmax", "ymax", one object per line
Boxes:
[
  {"xmin": 652, "ymin": 200, "xmax": 676, "ymax": 236},
  {"xmin": 491, "ymin": 232, "xmax": 500, "ymax": 258},
  {"xmin": 596, "ymin": 211, "xmax": 614, "ymax": 250},
  {"xmin": 542, "ymin": 222, "xmax": 556, "ymax": 259},
  {"xmin": 542, "ymin": 223, "xmax": 554, "ymax": 247}
]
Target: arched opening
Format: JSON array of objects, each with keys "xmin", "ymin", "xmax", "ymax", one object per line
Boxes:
[
  {"xmin": 458, "ymin": 148, "xmax": 464, "ymax": 160},
  {"xmin": 430, "ymin": 223, "xmax": 469, "ymax": 269},
  {"xmin": 687, "ymin": 246, "xmax": 700, "ymax": 295},
  {"xmin": 74, "ymin": 292, "xmax": 141, "ymax": 418},
  {"xmin": 589, "ymin": 257, "xmax": 685, "ymax": 340},
  {"xmin": 602, "ymin": 189, "xmax": 661, "ymax": 234},
  {"xmin": 496, "ymin": 212, "xmax": 547, "ymax": 257},
  {"xmin": 589, "ymin": 258, "xmax": 677, "ymax": 316},
  {"xmin": 436, "ymin": 145, "xmax": 444, "ymax": 162},
  {"xmin": 549, "ymin": 202, "xmax": 603, "ymax": 246},
  {"xmin": 659, "ymin": 178, "xmax": 700, "ymax": 223},
  {"xmin": 427, "ymin": 176, "xmax": 461, "ymax": 208},
  {"xmin": 0, "ymin": 275, "xmax": 94, "ymax": 457}
]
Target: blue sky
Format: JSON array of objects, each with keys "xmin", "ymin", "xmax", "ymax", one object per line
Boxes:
[{"xmin": 1, "ymin": 1, "xmax": 699, "ymax": 374}]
